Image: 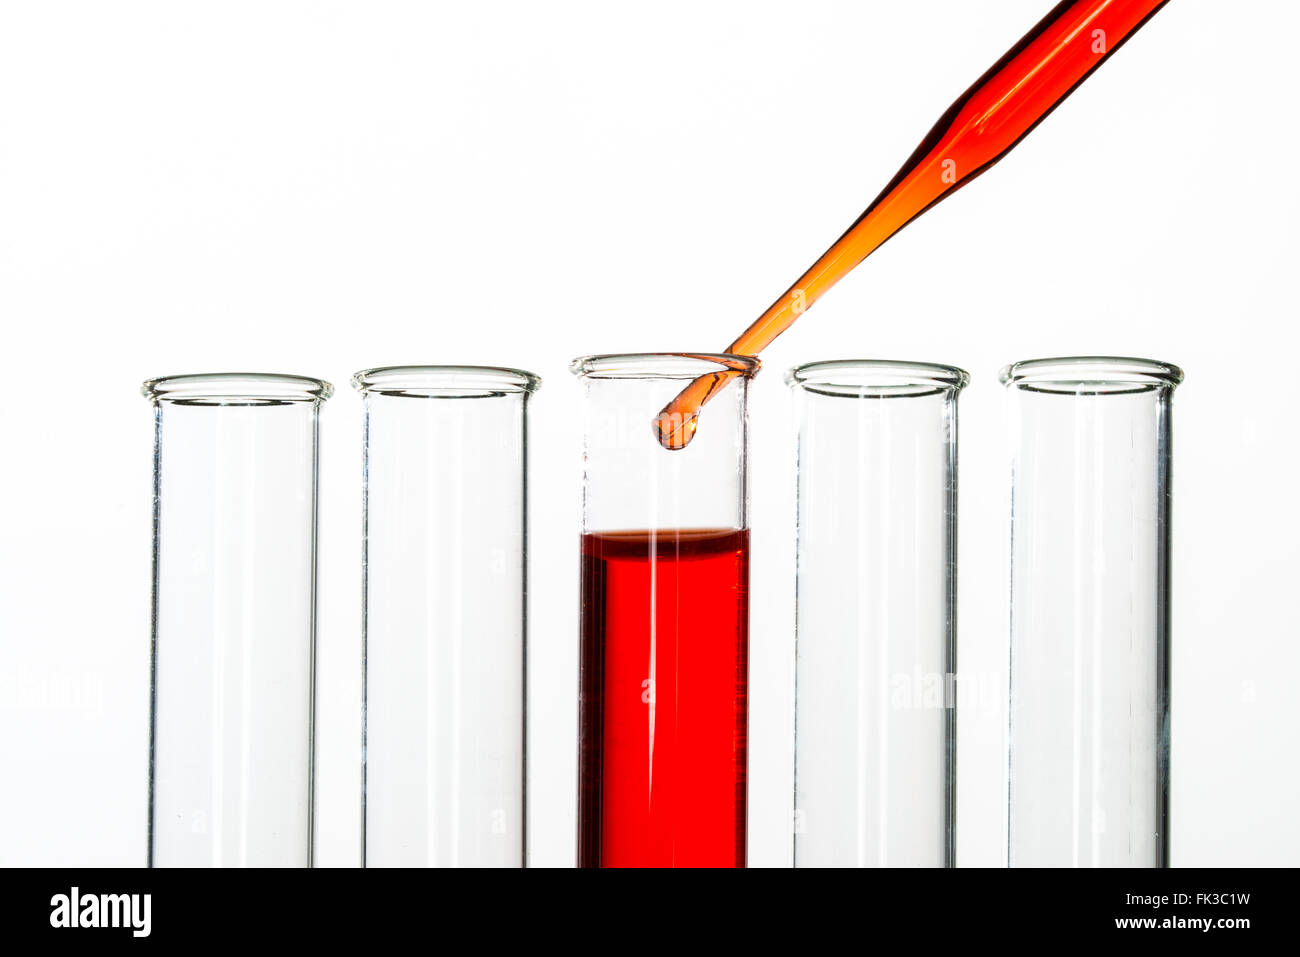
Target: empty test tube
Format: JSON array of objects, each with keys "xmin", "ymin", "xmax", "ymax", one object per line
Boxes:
[
  {"xmin": 1003, "ymin": 356, "xmax": 1182, "ymax": 867},
  {"xmin": 144, "ymin": 373, "xmax": 331, "ymax": 867},
  {"xmin": 355, "ymin": 366, "xmax": 539, "ymax": 868},
  {"xmin": 788, "ymin": 360, "xmax": 967, "ymax": 868}
]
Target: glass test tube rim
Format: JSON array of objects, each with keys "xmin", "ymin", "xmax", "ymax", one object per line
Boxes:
[
  {"xmin": 352, "ymin": 365, "xmax": 541, "ymax": 399},
  {"xmin": 142, "ymin": 372, "xmax": 334, "ymax": 406},
  {"xmin": 999, "ymin": 356, "xmax": 1184, "ymax": 395},
  {"xmin": 570, "ymin": 352, "xmax": 761, "ymax": 380},
  {"xmin": 786, "ymin": 358, "xmax": 970, "ymax": 397}
]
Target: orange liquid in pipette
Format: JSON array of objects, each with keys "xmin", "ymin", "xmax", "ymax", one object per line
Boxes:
[{"xmin": 654, "ymin": 0, "xmax": 1170, "ymax": 449}]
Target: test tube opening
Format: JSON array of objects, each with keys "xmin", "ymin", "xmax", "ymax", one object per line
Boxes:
[
  {"xmin": 143, "ymin": 373, "xmax": 334, "ymax": 406},
  {"xmin": 785, "ymin": 358, "xmax": 969, "ymax": 397},
  {"xmin": 571, "ymin": 352, "xmax": 761, "ymax": 380},
  {"xmin": 352, "ymin": 365, "xmax": 541, "ymax": 399},
  {"xmin": 999, "ymin": 356, "xmax": 1184, "ymax": 395}
]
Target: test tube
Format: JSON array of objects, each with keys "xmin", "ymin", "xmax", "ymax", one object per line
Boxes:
[
  {"xmin": 787, "ymin": 360, "xmax": 967, "ymax": 868},
  {"xmin": 144, "ymin": 373, "xmax": 331, "ymax": 868},
  {"xmin": 1003, "ymin": 356, "xmax": 1182, "ymax": 868},
  {"xmin": 573, "ymin": 353, "xmax": 758, "ymax": 868},
  {"xmin": 355, "ymin": 366, "xmax": 539, "ymax": 868}
]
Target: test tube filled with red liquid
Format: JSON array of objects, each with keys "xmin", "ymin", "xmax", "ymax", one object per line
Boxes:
[{"xmin": 573, "ymin": 353, "xmax": 758, "ymax": 868}]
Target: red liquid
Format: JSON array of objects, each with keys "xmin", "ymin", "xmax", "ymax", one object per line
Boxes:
[{"xmin": 579, "ymin": 528, "xmax": 749, "ymax": 868}]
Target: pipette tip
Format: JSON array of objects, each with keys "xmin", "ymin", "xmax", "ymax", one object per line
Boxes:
[{"xmin": 652, "ymin": 408, "xmax": 698, "ymax": 451}]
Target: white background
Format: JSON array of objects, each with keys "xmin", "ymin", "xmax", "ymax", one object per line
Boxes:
[{"xmin": 2, "ymin": 0, "xmax": 1297, "ymax": 867}]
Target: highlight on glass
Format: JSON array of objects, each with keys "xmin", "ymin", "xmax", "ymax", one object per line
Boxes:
[
  {"xmin": 143, "ymin": 373, "xmax": 332, "ymax": 868},
  {"xmin": 355, "ymin": 366, "xmax": 540, "ymax": 868},
  {"xmin": 573, "ymin": 353, "xmax": 758, "ymax": 868},
  {"xmin": 1003, "ymin": 356, "xmax": 1182, "ymax": 868},
  {"xmin": 788, "ymin": 360, "xmax": 967, "ymax": 868}
]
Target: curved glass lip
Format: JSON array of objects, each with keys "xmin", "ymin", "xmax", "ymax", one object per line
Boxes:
[
  {"xmin": 570, "ymin": 352, "xmax": 761, "ymax": 380},
  {"xmin": 999, "ymin": 356, "xmax": 1184, "ymax": 395},
  {"xmin": 785, "ymin": 359, "xmax": 969, "ymax": 398},
  {"xmin": 142, "ymin": 373, "xmax": 333, "ymax": 406},
  {"xmin": 352, "ymin": 365, "xmax": 541, "ymax": 398}
]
